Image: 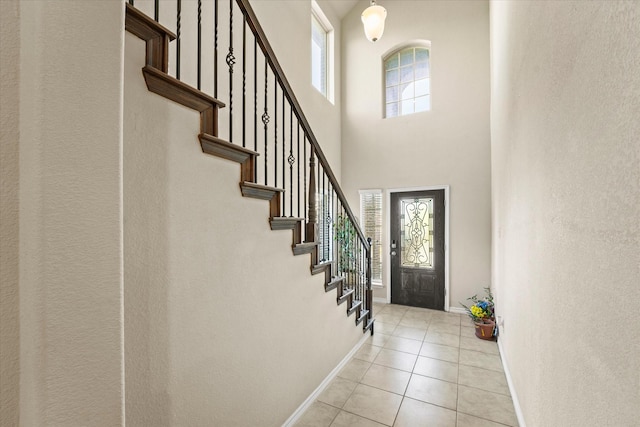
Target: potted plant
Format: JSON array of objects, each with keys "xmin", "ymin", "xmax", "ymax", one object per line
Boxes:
[{"xmin": 461, "ymin": 287, "xmax": 496, "ymax": 340}]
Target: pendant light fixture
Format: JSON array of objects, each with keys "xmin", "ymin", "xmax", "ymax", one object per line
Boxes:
[{"xmin": 361, "ymin": 0, "xmax": 387, "ymax": 43}]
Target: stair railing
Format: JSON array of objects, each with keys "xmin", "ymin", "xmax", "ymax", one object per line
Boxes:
[{"xmin": 126, "ymin": 0, "xmax": 373, "ymax": 330}]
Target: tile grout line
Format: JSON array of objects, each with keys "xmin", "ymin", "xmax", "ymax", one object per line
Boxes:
[{"xmin": 303, "ymin": 306, "xmax": 513, "ymax": 427}]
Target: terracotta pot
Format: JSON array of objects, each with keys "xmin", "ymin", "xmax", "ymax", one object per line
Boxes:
[{"xmin": 474, "ymin": 319, "xmax": 495, "ymax": 340}]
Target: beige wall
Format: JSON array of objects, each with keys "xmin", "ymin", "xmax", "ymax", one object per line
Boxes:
[
  {"xmin": 123, "ymin": 16, "xmax": 362, "ymax": 425},
  {"xmin": 491, "ymin": 1, "xmax": 640, "ymax": 425},
  {"xmin": 0, "ymin": 1, "xmax": 20, "ymax": 425},
  {"xmin": 1, "ymin": 0, "xmax": 126, "ymax": 425},
  {"xmin": 341, "ymin": 1, "xmax": 491, "ymax": 307}
]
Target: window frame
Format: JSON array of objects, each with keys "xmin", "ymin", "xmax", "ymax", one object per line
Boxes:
[
  {"xmin": 383, "ymin": 42, "xmax": 432, "ymax": 118},
  {"xmin": 311, "ymin": 1, "xmax": 334, "ymax": 103},
  {"xmin": 359, "ymin": 189, "xmax": 383, "ymax": 285}
]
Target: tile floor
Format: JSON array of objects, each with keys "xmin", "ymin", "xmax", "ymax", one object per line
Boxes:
[{"xmin": 294, "ymin": 303, "xmax": 519, "ymax": 427}]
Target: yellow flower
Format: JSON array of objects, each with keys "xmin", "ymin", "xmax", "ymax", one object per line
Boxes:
[{"xmin": 470, "ymin": 305, "xmax": 485, "ymax": 318}]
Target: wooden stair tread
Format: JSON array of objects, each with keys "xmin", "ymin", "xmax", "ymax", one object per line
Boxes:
[
  {"xmin": 337, "ymin": 287, "xmax": 354, "ymax": 305},
  {"xmin": 270, "ymin": 217, "xmax": 304, "ymax": 231},
  {"xmin": 363, "ymin": 318, "xmax": 374, "ymax": 333},
  {"xmin": 143, "ymin": 65, "xmax": 225, "ymax": 112},
  {"xmin": 199, "ymin": 133, "xmax": 257, "ymax": 164},
  {"xmin": 356, "ymin": 309, "xmax": 370, "ymax": 326},
  {"xmin": 126, "ymin": 3, "xmax": 176, "ymax": 41},
  {"xmin": 311, "ymin": 261, "xmax": 333, "ymax": 276},
  {"xmin": 292, "ymin": 241, "xmax": 319, "ymax": 256},
  {"xmin": 348, "ymin": 300, "xmax": 362, "ymax": 316},
  {"xmin": 240, "ymin": 182, "xmax": 284, "ymax": 200},
  {"xmin": 325, "ymin": 276, "xmax": 344, "ymax": 292}
]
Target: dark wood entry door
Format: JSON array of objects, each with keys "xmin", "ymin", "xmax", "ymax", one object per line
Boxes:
[{"xmin": 390, "ymin": 190, "xmax": 445, "ymax": 310}]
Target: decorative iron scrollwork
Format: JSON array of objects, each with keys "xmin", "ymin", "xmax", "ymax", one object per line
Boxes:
[{"xmin": 226, "ymin": 50, "xmax": 236, "ymax": 70}]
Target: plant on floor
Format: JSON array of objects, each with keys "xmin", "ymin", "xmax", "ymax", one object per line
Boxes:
[
  {"xmin": 460, "ymin": 287, "xmax": 496, "ymax": 340},
  {"xmin": 461, "ymin": 287, "xmax": 494, "ymax": 321}
]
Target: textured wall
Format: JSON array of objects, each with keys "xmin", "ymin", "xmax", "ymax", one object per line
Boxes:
[
  {"xmin": 341, "ymin": 1, "xmax": 491, "ymax": 307},
  {"xmin": 0, "ymin": 0, "xmax": 20, "ymax": 424},
  {"xmin": 491, "ymin": 1, "xmax": 640, "ymax": 425},
  {"xmin": 11, "ymin": 1, "xmax": 126, "ymax": 425},
  {"xmin": 123, "ymin": 26, "xmax": 362, "ymax": 426}
]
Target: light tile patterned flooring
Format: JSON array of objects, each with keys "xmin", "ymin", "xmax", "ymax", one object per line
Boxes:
[{"xmin": 294, "ymin": 303, "xmax": 519, "ymax": 427}]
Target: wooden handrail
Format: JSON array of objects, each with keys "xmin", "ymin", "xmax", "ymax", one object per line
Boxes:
[{"xmin": 236, "ymin": 0, "xmax": 370, "ymax": 252}]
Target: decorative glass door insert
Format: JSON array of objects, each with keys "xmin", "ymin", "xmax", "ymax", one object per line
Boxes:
[{"xmin": 400, "ymin": 197, "xmax": 434, "ymax": 268}]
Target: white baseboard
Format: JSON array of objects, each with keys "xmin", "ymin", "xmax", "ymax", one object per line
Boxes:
[
  {"xmin": 281, "ymin": 332, "xmax": 371, "ymax": 427},
  {"xmin": 448, "ymin": 306, "xmax": 467, "ymax": 315},
  {"xmin": 497, "ymin": 339, "xmax": 526, "ymax": 427},
  {"xmin": 373, "ymin": 297, "xmax": 388, "ymax": 304}
]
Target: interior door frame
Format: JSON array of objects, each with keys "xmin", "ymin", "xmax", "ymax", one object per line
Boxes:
[{"xmin": 386, "ymin": 185, "xmax": 450, "ymax": 311}]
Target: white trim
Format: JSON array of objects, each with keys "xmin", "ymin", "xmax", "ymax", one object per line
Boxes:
[
  {"xmin": 386, "ymin": 186, "xmax": 450, "ymax": 310},
  {"xmin": 282, "ymin": 332, "xmax": 371, "ymax": 427},
  {"xmin": 498, "ymin": 339, "xmax": 527, "ymax": 427},
  {"xmin": 373, "ymin": 297, "xmax": 388, "ymax": 304},
  {"xmin": 448, "ymin": 306, "xmax": 467, "ymax": 315}
]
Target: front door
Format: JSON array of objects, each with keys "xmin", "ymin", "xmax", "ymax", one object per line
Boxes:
[{"xmin": 390, "ymin": 190, "xmax": 445, "ymax": 310}]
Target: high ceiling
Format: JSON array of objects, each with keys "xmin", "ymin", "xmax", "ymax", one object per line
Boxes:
[{"xmin": 323, "ymin": 0, "xmax": 360, "ymax": 20}]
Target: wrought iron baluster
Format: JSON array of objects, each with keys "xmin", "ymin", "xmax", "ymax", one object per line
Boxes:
[
  {"xmin": 262, "ymin": 62, "xmax": 269, "ymax": 185},
  {"xmin": 339, "ymin": 204, "xmax": 344, "ymax": 277},
  {"xmin": 254, "ymin": 38, "xmax": 258, "ymax": 179},
  {"xmin": 227, "ymin": 0, "xmax": 235, "ymax": 142},
  {"xmin": 359, "ymin": 239, "xmax": 363, "ymax": 303},
  {"xmin": 176, "ymin": 0, "xmax": 181, "ymax": 79},
  {"xmin": 281, "ymin": 93, "xmax": 285, "ymax": 214},
  {"xmin": 282, "ymin": 94, "xmax": 287, "ymax": 216},
  {"xmin": 367, "ymin": 237, "xmax": 373, "ymax": 325},
  {"xmin": 288, "ymin": 108, "xmax": 295, "ymax": 217},
  {"xmin": 349, "ymin": 236, "xmax": 360, "ymax": 301},
  {"xmin": 274, "ymin": 82, "xmax": 278, "ymax": 188},
  {"xmin": 332, "ymin": 185, "xmax": 336, "ymax": 264},
  {"xmin": 303, "ymin": 135, "xmax": 307, "ymax": 239},
  {"xmin": 214, "ymin": 0, "xmax": 218, "ymax": 98},
  {"xmin": 197, "ymin": 0, "xmax": 202, "ymax": 89},
  {"xmin": 154, "ymin": 0, "xmax": 158, "ymax": 21},
  {"xmin": 318, "ymin": 165, "xmax": 327, "ymax": 261},
  {"xmin": 352, "ymin": 226, "xmax": 356, "ymax": 294},
  {"xmin": 129, "ymin": 0, "xmax": 133, "ymax": 6},
  {"xmin": 242, "ymin": 16, "xmax": 246, "ymax": 147},
  {"xmin": 333, "ymin": 188, "xmax": 340, "ymax": 266},
  {"xmin": 297, "ymin": 123, "xmax": 301, "ymax": 218}
]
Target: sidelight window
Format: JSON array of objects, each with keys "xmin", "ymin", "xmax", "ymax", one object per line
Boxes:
[{"xmin": 360, "ymin": 190, "xmax": 382, "ymax": 283}]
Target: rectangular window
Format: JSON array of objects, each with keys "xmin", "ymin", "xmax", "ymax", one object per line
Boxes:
[
  {"xmin": 360, "ymin": 190, "xmax": 383, "ymax": 283},
  {"xmin": 311, "ymin": 14, "xmax": 327, "ymax": 95},
  {"xmin": 311, "ymin": 2, "xmax": 333, "ymax": 102}
]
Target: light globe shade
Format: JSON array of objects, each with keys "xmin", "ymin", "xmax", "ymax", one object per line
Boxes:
[{"xmin": 361, "ymin": 3, "xmax": 387, "ymax": 43}]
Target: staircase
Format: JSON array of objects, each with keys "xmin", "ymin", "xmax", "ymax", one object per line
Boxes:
[{"xmin": 124, "ymin": 0, "xmax": 374, "ymax": 333}]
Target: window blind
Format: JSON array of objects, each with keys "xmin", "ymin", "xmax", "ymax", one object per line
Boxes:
[{"xmin": 361, "ymin": 192, "xmax": 382, "ymax": 281}]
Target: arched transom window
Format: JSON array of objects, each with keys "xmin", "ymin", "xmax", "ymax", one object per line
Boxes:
[{"xmin": 384, "ymin": 46, "xmax": 431, "ymax": 118}]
